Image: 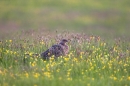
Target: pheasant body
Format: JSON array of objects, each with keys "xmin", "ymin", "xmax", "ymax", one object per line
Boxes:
[{"xmin": 41, "ymin": 39, "xmax": 69, "ymax": 60}]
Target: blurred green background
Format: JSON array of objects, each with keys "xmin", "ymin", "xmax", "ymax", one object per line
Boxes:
[{"xmin": 0, "ymin": 0, "xmax": 130, "ymax": 39}]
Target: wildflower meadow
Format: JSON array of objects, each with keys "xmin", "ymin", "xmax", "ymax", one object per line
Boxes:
[
  {"xmin": 0, "ymin": 32, "xmax": 130, "ymax": 86},
  {"xmin": 0, "ymin": 0, "xmax": 130, "ymax": 86}
]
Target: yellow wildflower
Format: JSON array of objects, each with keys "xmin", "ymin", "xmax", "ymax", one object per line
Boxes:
[
  {"xmin": 34, "ymin": 73, "xmax": 40, "ymax": 78},
  {"xmin": 9, "ymin": 40, "xmax": 12, "ymax": 43},
  {"xmin": 67, "ymin": 77, "xmax": 72, "ymax": 81},
  {"xmin": 25, "ymin": 72, "xmax": 29, "ymax": 78},
  {"xmin": 127, "ymin": 76, "xmax": 130, "ymax": 80},
  {"xmin": 113, "ymin": 77, "xmax": 117, "ymax": 80},
  {"xmin": 92, "ymin": 78, "xmax": 94, "ymax": 80}
]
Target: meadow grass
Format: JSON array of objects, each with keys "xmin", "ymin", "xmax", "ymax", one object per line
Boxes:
[
  {"xmin": 0, "ymin": 32, "xmax": 130, "ymax": 86},
  {"xmin": 0, "ymin": 0, "xmax": 130, "ymax": 86}
]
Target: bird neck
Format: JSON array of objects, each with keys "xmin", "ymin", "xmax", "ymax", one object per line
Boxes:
[{"xmin": 59, "ymin": 42, "xmax": 65, "ymax": 46}]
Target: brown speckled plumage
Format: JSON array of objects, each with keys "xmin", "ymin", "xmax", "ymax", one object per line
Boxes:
[{"xmin": 41, "ymin": 39, "xmax": 69, "ymax": 60}]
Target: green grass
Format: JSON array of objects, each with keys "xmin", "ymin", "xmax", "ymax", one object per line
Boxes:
[
  {"xmin": 0, "ymin": 0, "xmax": 130, "ymax": 86},
  {"xmin": 0, "ymin": 32, "xmax": 130, "ymax": 86}
]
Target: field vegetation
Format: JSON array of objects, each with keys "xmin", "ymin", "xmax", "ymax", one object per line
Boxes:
[
  {"xmin": 0, "ymin": 32, "xmax": 130, "ymax": 86},
  {"xmin": 0, "ymin": 0, "xmax": 130, "ymax": 86}
]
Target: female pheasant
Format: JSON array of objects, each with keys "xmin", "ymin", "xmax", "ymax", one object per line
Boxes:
[{"xmin": 41, "ymin": 39, "xmax": 69, "ymax": 60}]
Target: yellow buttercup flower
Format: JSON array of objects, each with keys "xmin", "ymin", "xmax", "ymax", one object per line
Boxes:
[
  {"xmin": 9, "ymin": 40, "xmax": 12, "ymax": 43},
  {"xmin": 33, "ymin": 73, "xmax": 40, "ymax": 78},
  {"xmin": 113, "ymin": 77, "xmax": 117, "ymax": 80},
  {"xmin": 127, "ymin": 76, "xmax": 130, "ymax": 80},
  {"xmin": 67, "ymin": 77, "xmax": 72, "ymax": 81},
  {"xmin": 25, "ymin": 72, "xmax": 29, "ymax": 78}
]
